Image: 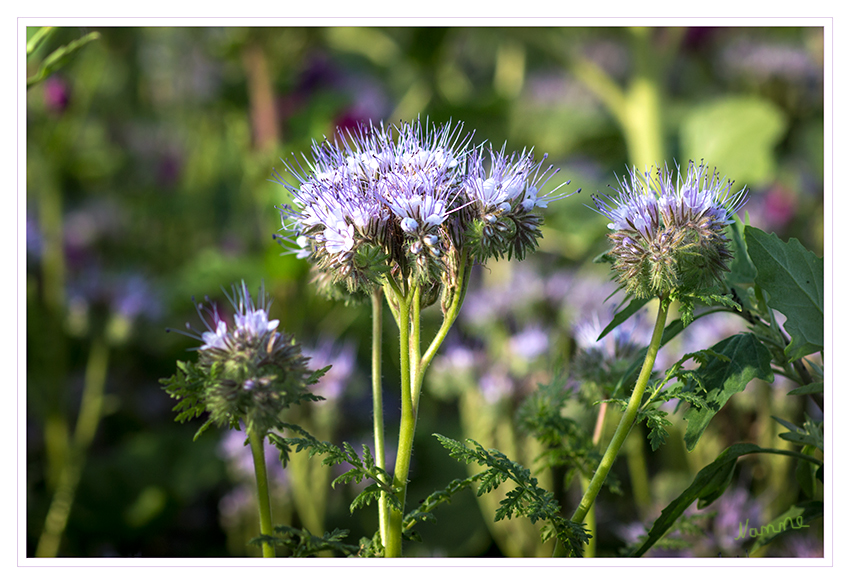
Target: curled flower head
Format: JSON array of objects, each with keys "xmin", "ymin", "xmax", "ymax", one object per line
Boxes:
[
  {"xmin": 463, "ymin": 146, "xmax": 575, "ymax": 262},
  {"xmin": 163, "ymin": 281, "xmax": 321, "ymax": 436},
  {"xmin": 275, "ymin": 117, "xmax": 575, "ymax": 301},
  {"xmin": 592, "ymin": 161, "xmax": 748, "ymax": 300}
]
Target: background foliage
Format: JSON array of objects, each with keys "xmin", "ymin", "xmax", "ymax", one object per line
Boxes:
[{"xmin": 25, "ymin": 25, "xmax": 824, "ymax": 557}]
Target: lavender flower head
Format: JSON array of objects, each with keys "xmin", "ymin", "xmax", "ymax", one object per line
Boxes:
[
  {"xmin": 275, "ymin": 117, "xmax": 575, "ymax": 301},
  {"xmin": 162, "ymin": 281, "xmax": 321, "ymax": 436},
  {"xmin": 592, "ymin": 161, "xmax": 748, "ymax": 301}
]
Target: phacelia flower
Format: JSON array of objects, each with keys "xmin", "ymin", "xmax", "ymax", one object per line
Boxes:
[
  {"xmin": 592, "ymin": 161, "xmax": 748, "ymax": 300},
  {"xmin": 275, "ymin": 117, "xmax": 575, "ymax": 301},
  {"xmin": 463, "ymin": 146, "xmax": 574, "ymax": 262},
  {"xmin": 162, "ymin": 281, "xmax": 322, "ymax": 436}
]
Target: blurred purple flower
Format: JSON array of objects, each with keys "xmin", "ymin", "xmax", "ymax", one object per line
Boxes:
[
  {"xmin": 462, "ymin": 263, "xmax": 548, "ymax": 327},
  {"xmin": 435, "ymin": 343, "xmax": 480, "ymax": 373},
  {"xmin": 780, "ymin": 533, "xmax": 823, "ymax": 558},
  {"xmin": 744, "ymin": 185, "xmax": 798, "ymax": 234},
  {"xmin": 707, "ymin": 487, "xmax": 763, "ymax": 552},
  {"xmin": 26, "ymin": 211, "xmax": 42, "ymax": 260},
  {"xmin": 720, "ymin": 38, "xmax": 822, "ymax": 84},
  {"xmin": 303, "ymin": 339, "xmax": 357, "ymax": 401},
  {"xmin": 508, "ymin": 326, "xmax": 549, "ymax": 361},
  {"xmin": 43, "ymin": 76, "xmax": 71, "ymax": 114},
  {"xmin": 66, "ymin": 267, "xmax": 161, "ymax": 323},
  {"xmin": 479, "ymin": 368, "xmax": 515, "ymax": 405}
]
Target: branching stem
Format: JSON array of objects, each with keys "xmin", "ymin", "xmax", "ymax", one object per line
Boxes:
[{"xmin": 36, "ymin": 336, "xmax": 109, "ymax": 558}]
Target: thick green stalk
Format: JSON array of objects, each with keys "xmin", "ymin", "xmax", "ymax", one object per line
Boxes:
[
  {"xmin": 371, "ymin": 288, "xmax": 389, "ymax": 547},
  {"xmin": 385, "ymin": 288, "xmax": 414, "ymax": 558},
  {"xmin": 248, "ymin": 429, "xmax": 276, "ymax": 558},
  {"xmin": 570, "ymin": 298, "xmax": 669, "ymax": 530},
  {"xmin": 36, "ymin": 336, "xmax": 109, "ymax": 557},
  {"xmin": 385, "ymin": 255, "xmax": 472, "ymax": 557}
]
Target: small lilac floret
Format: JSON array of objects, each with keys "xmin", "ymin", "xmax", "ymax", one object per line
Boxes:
[{"xmin": 201, "ymin": 320, "xmax": 228, "ymax": 351}]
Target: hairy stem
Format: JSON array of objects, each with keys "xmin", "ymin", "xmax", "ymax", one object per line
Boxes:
[
  {"xmin": 385, "ymin": 254, "xmax": 472, "ymax": 557},
  {"xmin": 385, "ymin": 288, "xmax": 414, "ymax": 558},
  {"xmin": 371, "ymin": 288, "xmax": 389, "ymax": 547},
  {"xmin": 417, "ymin": 251, "xmax": 471, "ymax": 400},
  {"xmin": 248, "ymin": 429, "xmax": 276, "ymax": 558},
  {"xmin": 570, "ymin": 298, "xmax": 670, "ymax": 534}
]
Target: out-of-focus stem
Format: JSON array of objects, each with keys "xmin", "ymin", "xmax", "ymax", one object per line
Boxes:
[
  {"xmin": 36, "ymin": 336, "xmax": 109, "ymax": 557},
  {"xmin": 580, "ymin": 400, "xmax": 610, "ymax": 558}
]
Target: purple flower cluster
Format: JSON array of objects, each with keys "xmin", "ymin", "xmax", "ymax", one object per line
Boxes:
[
  {"xmin": 275, "ymin": 118, "xmax": 574, "ymax": 298},
  {"xmin": 592, "ymin": 161, "xmax": 748, "ymax": 300},
  {"xmin": 166, "ymin": 282, "xmax": 315, "ymax": 435}
]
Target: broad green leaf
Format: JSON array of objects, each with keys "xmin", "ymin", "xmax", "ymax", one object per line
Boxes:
[
  {"xmin": 683, "ymin": 334, "xmax": 774, "ymax": 451},
  {"xmin": 725, "ymin": 218, "xmax": 759, "ymax": 313},
  {"xmin": 630, "ymin": 444, "xmax": 820, "ymax": 557},
  {"xmin": 745, "ymin": 226, "xmax": 824, "ymax": 360},
  {"xmin": 680, "ymin": 96, "xmax": 787, "ymax": 187}
]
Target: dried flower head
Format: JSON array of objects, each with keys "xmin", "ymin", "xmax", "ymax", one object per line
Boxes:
[
  {"xmin": 275, "ymin": 117, "xmax": 575, "ymax": 301},
  {"xmin": 162, "ymin": 282, "xmax": 323, "ymax": 436},
  {"xmin": 592, "ymin": 161, "xmax": 748, "ymax": 300}
]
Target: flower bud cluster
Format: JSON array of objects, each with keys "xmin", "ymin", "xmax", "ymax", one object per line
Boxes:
[
  {"xmin": 275, "ymin": 118, "xmax": 574, "ymax": 301},
  {"xmin": 167, "ymin": 282, "xmax": 318, "ymax": 436},
  {"xmin": 592, "ymin": 161, "xmax": 748, "ymax": 300}
]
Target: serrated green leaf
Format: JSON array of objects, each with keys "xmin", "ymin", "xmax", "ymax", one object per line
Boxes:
[
  {"xmin": 745, "ymin": 226, "xmax": 823, "ymax": 360},
  {"xmin": 645, "ymin": 410, "xmax": 673, "ymax": 451},
  {"xmin": 192, "ymin": 418, "xmax": 214, "ymax": 441},
  {"xmin": 349, "ymin": 484, "xmax": 383, "ymax": 513},
  {"xmin": 683, "ymin": 334, "xmax": 774, "ymax": 451}
]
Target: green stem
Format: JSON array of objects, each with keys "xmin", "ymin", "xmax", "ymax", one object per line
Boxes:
[
  {"xmin": 36, "ymin": 336, "xmax": 109, "ymax": 557},
  {"xmin": 248, "ymin": 429, "xmax": 276, "ymax": 558},
  {"xmin": 371, "ymin": 288, "xmax": 389, "ymax": 547},
  {"xmin": 417, "ymin": 252, "xmax": 471, "ymax": 400},
  {"xmin": 385, "ymin": 288, "xmax": 414, "ymax": 558},
  {"xmin": 570, "ymin": 298, "xmax": 670, "ymax": 533},
  {"xmin": 384, "ymin": 253, "xmax": 472, "ymax": 557},
  {"xmin": 410, "ymin": 285, "xmax": 422, "ymax": 400}
]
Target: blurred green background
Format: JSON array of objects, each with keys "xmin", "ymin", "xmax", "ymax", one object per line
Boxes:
[{"xmin": 25, "ymin": 26, "xmax": 824, "ymax": 558}]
